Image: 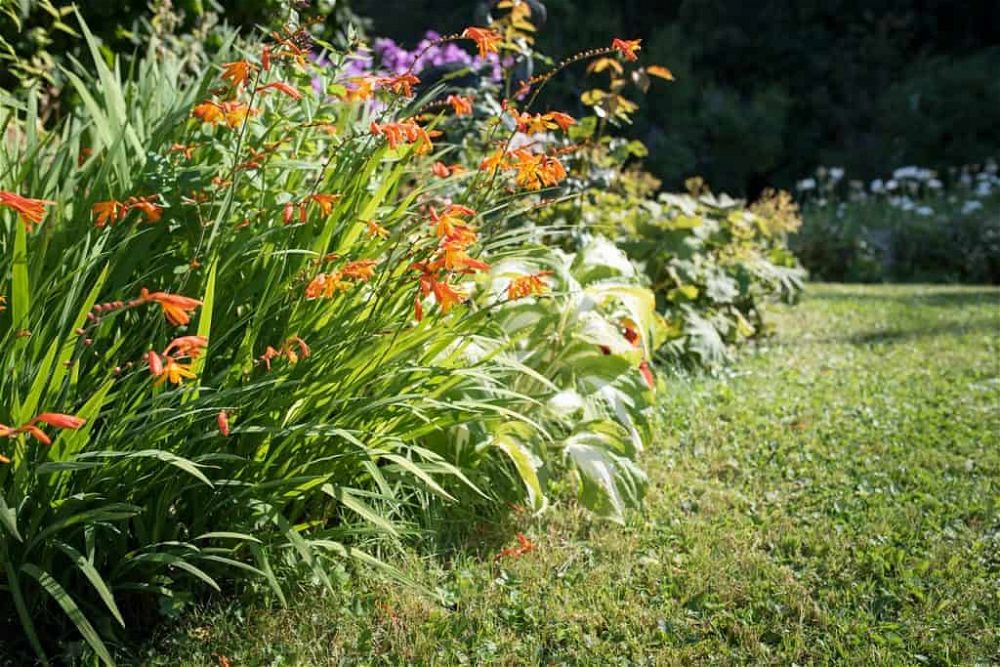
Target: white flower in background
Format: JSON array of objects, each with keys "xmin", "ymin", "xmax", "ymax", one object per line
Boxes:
[
  {"xmin": 961, "ymin": 200, "xmax": 983, "ymax": 215},
  {"xmin": 976, "ymin": 181, "xmax": 992, "ymax": 197},
  {"xmin": 886, "ymin": 179, "xmax": 899, "ymax": 191},
  {"xmin": 893, "ymin": 166, "xmax": 935, "ymax": 182},
  {"xmin": 829, "ymin": 167, "xmax": 845, "ymax": 181},
  {"xmin": 927, "ymin": 178, "xmax": 943, "ymax": 189},
  {"xmin": 797, "ymin": 177, "xmax": 817, "ymax": 191},
  {"xmin": 870, "ymin": 178, "xmax": 885, "ymax": 193},
  {"xmin": 890, "ymin": 195, "xmax": 915, "ymax": 211},
  {"xmin": 915, "ymin": 206, "xmax": 934, "ymax": 216}
]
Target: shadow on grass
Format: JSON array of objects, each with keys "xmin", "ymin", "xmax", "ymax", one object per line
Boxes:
[
  {"xmin": 809, "ymin": 286, "xmax": 1000, "ymax": 309},
  {"xmin": 838, "ymin": 318, "xmax": 1000, "ymax": 346}
]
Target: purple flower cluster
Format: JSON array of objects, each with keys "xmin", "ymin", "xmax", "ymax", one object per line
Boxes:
[{"xmin": 342, "ymin": 31, "xmax": 504, "ymax": 82}]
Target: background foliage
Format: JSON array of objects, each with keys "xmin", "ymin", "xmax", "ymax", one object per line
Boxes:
[
  {"xmin": 349, "ymin": 0, "xmax": 1000, "ymax": 195},
  {"xmin": 4, "ymin": 0, "xmax": 999, "ymax": 195}
]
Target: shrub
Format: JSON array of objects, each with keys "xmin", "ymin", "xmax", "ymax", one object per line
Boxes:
[{"xmin": 535, "ymin": 163, "xmax": 805, "ymax": 370}]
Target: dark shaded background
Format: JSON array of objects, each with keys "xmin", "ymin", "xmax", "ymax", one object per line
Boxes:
[
  {"xmin": 352, "ymin": 0, "xmax": 1000, "ymax": 195},
  {"xmin": 3, "ymin": 0, "xmax": 998, "ymax": 195}
]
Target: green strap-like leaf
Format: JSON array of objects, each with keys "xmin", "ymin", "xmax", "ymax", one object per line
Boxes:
[
  {"xmin": 0, "ymin": 494, "xmax": 22, "ymax": 542},
  {"xmin": 321, "ymin": 484, "xmax": 399, "ymax": 536},
  {"xmin": 21, "ymin": 563, "xmax": 115, "ymax": 666},
  {"xmin": 54, "ymin": 541, "xmax": 125, "ymax": 628}
]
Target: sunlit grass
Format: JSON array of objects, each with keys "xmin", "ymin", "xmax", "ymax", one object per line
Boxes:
[{"xmin": 146, "ymin": 284, "xmax": 1000, "ymax": 664}]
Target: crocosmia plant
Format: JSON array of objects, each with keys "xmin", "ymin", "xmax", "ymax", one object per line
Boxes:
[{"xmin": 0, "ymin": 1, "xmax": 800, "ymax": 661}]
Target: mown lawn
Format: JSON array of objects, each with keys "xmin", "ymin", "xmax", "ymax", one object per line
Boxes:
[{"xmin": 149, "ymin": 284, "xmax": 999, "ymax": 665}]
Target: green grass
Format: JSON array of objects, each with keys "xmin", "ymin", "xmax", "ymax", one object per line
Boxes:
[{"xmin": 145, "ymin": 283, "xmax": 1000, "ymax": 665}]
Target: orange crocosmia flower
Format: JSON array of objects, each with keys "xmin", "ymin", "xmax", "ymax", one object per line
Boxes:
[
  {"xmin": 13, "ymin": 413, "xmax": 83, "ymax": 446},
  {"xmin": 495, "ymin": 532, "xmax": 536, "ymax": 562},
  {"xmin": 371, "ymin": 120, "xmax": 435, "ymax": 154},
  {"xmin": 0, "ymin": 191, "xmax": 55, "ymax": 232},
  {"xmin": 139, "ymin": 288, "xmax": 203, "ymax": 327},
  {"xmin": 446, "ymin": 94, "xmax": 473, "ymax": 116},
  {"xmin": 343, "ymin": 76, "xmax": 376, "ymax": 102},
  {"xmin": 147, "ymin": 350, "xmax": 164, "ymax": 377},
  {"xmin": 412, "ymin": 129, "xmax": 438, "ymax": 155},
  {"xmin": 308, "ymin": 193, "xmax": 341, "ymax": 216},
  {"xmin": 370, "ymin": 121, "xmax": 403, "ymax": 150},
  {"xmin": 0, "ymin": 453, "xmax": 10, "ymax": 465},
  {"xmin": 92, "ymin": 199, "xmax": 127, "ymax": 228},
  {"xmin": 510, "ymin": 150, "xmax": 542, "ymax": 190},
  {"xmin": 169, "ymin": 143, "xmax": 196, "ymax": 160},
  {"xmin": 127, "ymin": 195, "xmax": 163, "ymax": 223},
  {"xmin": 221, "ymin": 60, "xmax": 255, "ymax": 88},
  {"xmin": 341, "ymin": 259, "xmax": 378, "ymax": 282},
  {"xmin": 261, "ymin": 45, "xmax": 272, "ymax": 72},
  {"xmin": 413, "ymin": 293, "xmax": 425, "ymax": 322},
  {"xmin": 194, "ymin": 101, "xmax": 259, "ymax": 128},
  {"xmin": 377, "ymin": 73, "xmax": 420, "ymax": 97},
  {"xmin": 220, "ymin": 101, "xmax": 259, "ymax": 128},
  {"xmin": 432, "ymin": 161, "xmax": 451, "ymax": 178},
  {"xmin": 217, "ymin": 410, "xmax": 230, "ymax": 437},
  {"xmin": 479, "ymin": 148, "xmax": 508, "ymax": 175},
  {"xmin": 192, "ymin": 102, "xmax": 223, "ymax": 124},
  {"xmin": 428, "ymin": 204, "xmax": 475, "ymax": 239},
  {"xmin": 645, "ymin": 65, "xmax": 675, "ymax": 81},
  {"xmin": 18, "ymin": 425, "xmax": 51, "ymax": 446},
  {"xmin": 305, "ymin": 271, "xmax": 352, "ymax": 299},
  {"xmin": 283, "ymin": 336, "xmax": 311, "ymax": 363},
  {"xmin": 463, "ymin": 27, "xmax": 502, "ymax": 58},
  {"xmin": 31, "ymin": 413, "xmax": 86, "ymax": 430},
  {"xmin": 517, "ymin": 112, "xmax": 557, "ymax": 135},
  {"xmin": 164, "ymin": 335, "xmax": 208, "ymax": 359},
  {"xmin": 256, "ymin": 81, "xmax": 303, "ymax": 100},
  {"xmin": 511, "ymin": 151, "xmax": 567, "ymax": 190},
  {"xmin": 446, "ymin": 224, "xmax": 479, "ymax": 247},
  {"xmin": 539, "ymin": 155, "xmax": 567, "ymax": 187},
  {"xmin": 156, "ymin": 356, "xmax": 197, "ymax": 387},
  {"xmin": 433, "ymin": 243, "xmax": 490, "ymax": 273},
  {"xmin": 547, "ymin": 111, "xmax": 576, "ymax": 132},
  {"xmin": 258, "ymin": 345, "xmax": 282, "ymax": 371},
  {"xmin": 366, "ymin": 219, "xmax": 389, "ymax": 238},
  {"xmin": 612, "ymin": 37, "xmax": 642, "ymax": 62},
  {"xmin": 506, "ymin": 271, "xmax": 553, "ymax": 300},
  {"xmin": 270, "ymin": 30, "xmax": 310, "ymax": 68},
  {"xmin": 431, "ymin": 279, "xmax": 468, "ymax": 314}
]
